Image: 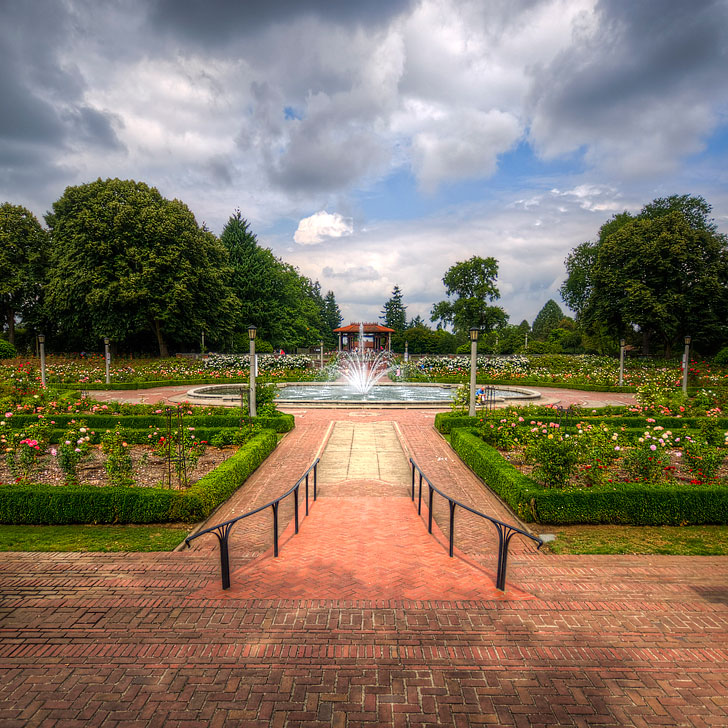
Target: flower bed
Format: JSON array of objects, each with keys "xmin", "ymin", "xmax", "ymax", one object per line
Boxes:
[{"xmin": 450, "ymin": 428, "xmax": 728, "ymax": 525}]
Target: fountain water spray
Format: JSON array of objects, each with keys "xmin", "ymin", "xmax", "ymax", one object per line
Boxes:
[{"xmin": 340, "ymin": 323, "xmax": 393, "ymax": 395}]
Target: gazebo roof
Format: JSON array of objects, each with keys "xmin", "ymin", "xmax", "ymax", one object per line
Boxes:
[{"xmin": 333, "ymin": 322, "xmax": 395, "ymax": 334}]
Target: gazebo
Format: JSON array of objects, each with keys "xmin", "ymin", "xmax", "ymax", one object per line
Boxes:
[{"xmin": 333, "ymin": 323, "xmax": 395, "ymax": 352}]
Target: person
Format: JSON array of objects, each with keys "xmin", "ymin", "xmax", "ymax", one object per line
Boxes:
[{"xmin": 476, "ymin": 386, "xmax": 485, "ymax": 404}]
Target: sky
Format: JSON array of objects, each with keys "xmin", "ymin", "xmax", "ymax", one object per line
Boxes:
[{"xmin": 2, "ymin": 0, "xmax": 728, "ymax": 328}]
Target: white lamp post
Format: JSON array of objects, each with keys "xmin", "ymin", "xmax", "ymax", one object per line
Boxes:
[
  {"xmin": 248, "ymin": 325, "xmax": 257, "ymax": 417},
  {"xmin": 319, "ymin": 340, "xmax": 324, "ymax": 370},
  {"xmin": 619, "ymin": 338, "xmax": 626, "ymax": 387},
  {"xmin": 38, "ymin": 335, "xmax": 46, "ymax": 388},
  {"xmin": 404, "ymin": 340, "xmax": 409, "ymax": 363},
  {"xmin": 104, "ymin": 337, "xmax": 110, "ymax": 384},
  {"xmin": 682, "ymin": 335, "xmax": 691, "ymax": 395},
  {"xmin": 469, "ymin": 327, "xmax": 479, "ymax": 417}
]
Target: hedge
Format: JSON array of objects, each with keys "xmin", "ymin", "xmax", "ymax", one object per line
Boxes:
[
  {"xmin": 7, "ymin": 413, "xmax": 295, "ymax": 433},
  {"xmin": 0, "ymin": 429, "xmax": 277, "ymax": 525},
  {"xmin": 449, "ymin": 428, "xmax": 728, "ymax": 525},
  {"xmin": 435, "ymin": 411, "xmax": 728, "ymax": 434},
  {"xmin": 50, "ymin": 378, "xmax": 248, "ymax": 390}
]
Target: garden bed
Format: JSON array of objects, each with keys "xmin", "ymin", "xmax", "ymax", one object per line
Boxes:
[{"xmin": 450, "ymin": 428, "xmax": 728, "ymax": 525}]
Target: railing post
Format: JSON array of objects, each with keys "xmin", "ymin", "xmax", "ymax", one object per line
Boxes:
[
  {"xmin": 418, "ymin": 473, "xmax": 423, "ymax": 515},
  {"xmin": 218, "ymin": 531, "xmax": 231, "ymax": 590},
  {"xmin": 313, "ymin": 462, "xmax": 317, "ymax": 500},
  {"xmin": 411, "ymin": 462, "xmax": 415, "ymax": 500},
  {"xmin": 448, "ymin": 500, "xmax": 456, "ymax": 557},
  {"xmin": 305, "ymin": 473, "xmax": 309, "ymax": 515},
  {"xmin": 294, "ymin": 485, "xmax": 299, "ymax": 534},
  {"xmin": 272, "ymin": 501, "xmax": 280, "ymax": 557},
  {"xmin": 428, "ymin": 485, "xmax": 434, "ymax": 533}
]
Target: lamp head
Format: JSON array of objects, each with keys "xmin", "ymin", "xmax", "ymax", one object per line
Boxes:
[
  {"xmin": 38, "ymin": 334, "xmax": 45, "ymax": 344},
  {"xmin": 469, "ymin": 327, "xmax": 480, "ymax": 342},
  {"xmin": 247, "ymin": 325, "xmax": 257, "ymax": 341},
  {"xmin": 685, "ymin": 335, "xmax": 691, "ymax": 346}
]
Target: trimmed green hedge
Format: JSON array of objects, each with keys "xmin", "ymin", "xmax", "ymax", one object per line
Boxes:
[
  {"xmin": 8, "ymin": 413, "xmax": 295, "ymax": 433},
  {"xmin": 0, "ymin": 430, "xmax": 277, "ymax": 525},
  {"xmin": 50, "ymin": 378, "xmax": 248, "ymax": 390},
  {"xmin": 435, "ymin": 411, "xmax": 728, "ymax": 434},
  {"xmin": 450, "ymin": 428, "xmax": 728, "ymax": 525}
]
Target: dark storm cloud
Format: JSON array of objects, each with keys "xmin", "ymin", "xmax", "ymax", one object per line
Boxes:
[
  {"xmin": 530, "ymin": 0, "xmax": 728, "ymax": 161},
  {"xmin": 0, "ymin": 1, "xmax": 125, "ymax": 202},
  {"xmin": 150, "ymin": 0, "xmax": 415, "ymax": 45}
]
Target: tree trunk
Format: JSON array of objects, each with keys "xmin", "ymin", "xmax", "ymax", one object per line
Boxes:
[
  {"xmin": 641, "ymin": 330, "xmax": 650, "ymax": 356},
  {"xmin": 7, "ymin": 310, "xmax": 14, "ymax": 346},
  {"xmin": 153, "ymin": 319, "xmax": 169, "ymax": 358}
]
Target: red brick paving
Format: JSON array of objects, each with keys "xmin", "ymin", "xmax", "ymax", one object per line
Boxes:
[{"xmin": 2, "ymin": 395, "xmax": 727, "ymax": 727}]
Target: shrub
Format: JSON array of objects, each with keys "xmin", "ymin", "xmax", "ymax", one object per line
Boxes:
[
  {"xmin": 714, "ymin": 347, "xmax": 728, "ymax": 366},
  {"xmin": 56, "ymin": 421, "xmax": 92, "ymax": 485},
  {"xmin": 525, "ymin": 435, "xmax": 579, "ymax": 488},
  {"xmin": 102, "ymin": 428, "xmax": 135, "ymax": 487},
  {"xmin": 0, "ymin": 340, "xmax": 17, "ymax": 359}
]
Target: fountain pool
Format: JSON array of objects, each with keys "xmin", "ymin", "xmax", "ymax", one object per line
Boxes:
[{"xmin": 184, "ymin": 382, "xmax": 540, "ymax": 408}]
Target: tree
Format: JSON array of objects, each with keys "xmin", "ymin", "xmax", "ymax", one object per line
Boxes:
[
  {"xmin": 430, "ymin": 256, "xmax": 507, "ymax": 335},
  {"xmin": 321, "ymin": 291, "xmax": 343, "ymax": 349},
  {"xmin": 532, "ymin": 300, "xmax": 564, "ymax": 341},
  {"xmin": 0, "ymin": 203, "xmax": 48, "ymax": 344},
  {"xmin": 380, "ymin": 285, "xmax": 407, "ymax": 332},
  {"xmin": 45, "ymin": 178, "xmax": 238, "ymax": 356},
  {"xmin": 561, "ymin": 195, "xmax": 728, "ymax": 356}
]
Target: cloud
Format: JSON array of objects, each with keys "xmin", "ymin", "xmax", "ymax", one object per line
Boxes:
[{"xmin": 294, "ymin": 211, "xmax": 354, "ymax": 245}]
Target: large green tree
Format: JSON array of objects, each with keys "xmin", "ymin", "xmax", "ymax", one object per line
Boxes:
[
  {"xmin": 561, "ymin": 195, "xmax": 728, "ymax": 355},
  {"xmin": 0, "ymin": 203, "xmax": 49, "ymax": 344},
  {"xmin": 45, "ymin": 178, "xmax": 238, "ymax": 356},
  {"xmin": 321, "ymin": 290, "xmax": 343, "ymax": 349},
  {"xmin": 532, "ymin": 299, "xmax": 564, "ymax": 341},
  {"xmin": 430, "ymin": 256, "xmax": 507, "ymax": 335},
  {"xmin": 380, "ymin": 284, "xmax": 407, "ymax": 332}
]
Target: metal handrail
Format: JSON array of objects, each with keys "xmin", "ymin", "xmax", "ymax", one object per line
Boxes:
[
  {"xmin": 409, "ymin": 458, "xmax": 542, "ymax": 591},
  {"xmin": 185, "ymin": 458, "xmax": 319, "ymax": 589}
]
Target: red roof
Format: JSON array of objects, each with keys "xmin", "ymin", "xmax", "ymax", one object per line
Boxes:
[{"xmin": 333, "ymin": 322, "xmax": 395, "ymax": 334}]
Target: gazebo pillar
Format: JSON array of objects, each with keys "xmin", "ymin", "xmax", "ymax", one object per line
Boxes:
[
  {"xmin": 338, "ymin": 333, "xmax": 342, "ymax": 353},
  {"xmin": 387, "ymin": 333, "xmax": 391, "ymax": 352}
]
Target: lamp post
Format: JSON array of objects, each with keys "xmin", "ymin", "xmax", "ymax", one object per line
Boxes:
[
  {"xmin": 525, "ymin": 332, "xmax": 528, "ymax": 351},
  {"xmin": 682, "ymin": 335, "xmax": 691, "ymax": 395},
  {"xmin": 103, "ymin": 337, "xmax": 110, "ymax": 384},
  {"xmin": 248, "ymin": 325, "xmax": 257, "ymax": 417},
  {"xmin": 404, "ymin": 340, "xmax": 409, "ymax": 363},
  {"xmin": 38, "ymin": 335, "xmax": 46, "ymax": 388},
  {"xmin": 319, "ymin": 340, "xmax": 324, "ymax": 370},
  {"xmin": 619, "ymin": 338, "xmax": 626, "ymax": 387},
  {"xmin": 469, "ymin": 327, "xmax": 479, "ymax": 417},
  {"xmin": 201, "ymin": 329, "xmax": 205, "ymax": 354}
]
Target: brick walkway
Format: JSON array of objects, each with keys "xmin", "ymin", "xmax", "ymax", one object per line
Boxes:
[{"xmin": 2, "ymin": 401, "xmax": 728, "ymax": 727}]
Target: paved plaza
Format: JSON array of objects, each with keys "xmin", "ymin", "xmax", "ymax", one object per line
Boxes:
[{"xmin": 1, "ymin": 397, "xmax": 727, "ymax": 726}]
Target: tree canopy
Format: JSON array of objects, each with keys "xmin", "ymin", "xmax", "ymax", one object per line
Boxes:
[
  {"xmin": 561, "ymin": 194, "xmax": 728, "ymax": 355},
  {"xmin": 0, "ymin": 203, "xmax": 48, "ymax": 345},
  {"xmin": 430, "ymin": 256, "xmax": 508, "ymax": 335},
  {"xmin": 532, "ymin": 300, "xmax": 564, "ymax": 341},
  {"xmin": 44, "ymin": 178, "xmax": 238, "ymax": 356},
  {"xmin": 380, "ymin": 285, "xmax": 407, "ymax": 332}
]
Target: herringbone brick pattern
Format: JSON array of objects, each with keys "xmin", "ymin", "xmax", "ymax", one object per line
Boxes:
[{"xmin": 1, "ymin": 406, "xmax": 727, "ymax": 726}]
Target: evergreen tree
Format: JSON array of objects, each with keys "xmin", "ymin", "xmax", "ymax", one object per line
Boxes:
[
  {"xmin": 532, "ymin": 300, "xmax": 564, "ymax": 341},
  {"xmin": 380, "ymin": 284, "xmax": 407, "ymax": 332},
  {"xmin": 322, "ymin": 290, "xmax": 343, "ymax": 348}
]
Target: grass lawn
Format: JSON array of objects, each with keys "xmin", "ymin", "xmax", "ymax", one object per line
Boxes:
[
  {"xmin": 543, "ymin": 524, "xmax": 728, "ymax": 555},
  {"xmin": 0, "ymin": 524, "xmax": 190, "ymax": 552}
]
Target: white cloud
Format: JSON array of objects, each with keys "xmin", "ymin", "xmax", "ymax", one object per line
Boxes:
[{"xmin": 294, "ymin": 211, "xmax": 354, "ymax": 245}]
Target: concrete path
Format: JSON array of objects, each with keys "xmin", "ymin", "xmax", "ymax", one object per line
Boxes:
[{"xmin": 2, "ymin": 405, "xmax": 727, "ymax": 727}]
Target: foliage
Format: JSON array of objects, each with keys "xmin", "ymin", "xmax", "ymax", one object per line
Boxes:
[
  {"xmin": 561, "ymin": 195, "xmax": 728, "ymax": 356},
  {"xmin": 525, "ymin": 429, "xmax": 579, "ymax": 488},
  {"xmin": 430, "ymin": 256, "xmax": 508, "ymax": 336},
  {"xmin": 44, "ymin": 178, "xmax": 239, "ymax": 356},
  {"xmin": 0, "ymin": 340, "xmax": 17, "ymax": 359},
  {"xmin": 714, "ymin": 347, "xmax": 728, "ymax": 366},
  {"xmin": 2, "ymin": 420, "xmax": 51, "ymax": 481},
  {"xmin": 0, "ymin": 203, "xmax": 49, "ymax": 345},
  {"xmin": 380, "ymin": 285, "xmax": 407, "ymax": 332},
  {"xmin": 531, "ymin": 300, "xmax": 564, "ymax": 341},
  {"xmin": 101, "ymin": 427, "xmax": 135, "ymax": 487},
  {"xmin": 56, "ymin": 421, "xmax": 93, "ymax": 485}
]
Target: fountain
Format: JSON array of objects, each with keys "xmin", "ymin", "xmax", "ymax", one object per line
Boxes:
[
  {"xmin": 340, "ymin": 323, "xmax": 392, "ymax": 394},
  {"xmin": 184, "ymin": 324, "xmax": 540, "ymax": 407}
]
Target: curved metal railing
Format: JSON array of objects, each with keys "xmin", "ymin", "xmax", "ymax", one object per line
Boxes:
[
  {"xmin": 185, "ymin": 458, "xmax": 319, "ymax": 589},
  {"xmin": 410, "ymin": 458, "xmax": 542, "ymax": 591}
]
